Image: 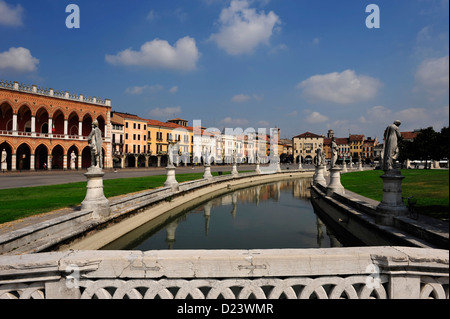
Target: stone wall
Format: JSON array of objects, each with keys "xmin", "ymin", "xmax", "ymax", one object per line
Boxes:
[{"xmin": 0, "ymin": 247, "xmax": 447, "ymax": 299}]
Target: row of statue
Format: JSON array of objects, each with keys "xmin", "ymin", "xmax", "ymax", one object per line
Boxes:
[
  {"xmin": 314, "ymin": 120, "xmax": 402, "ymax": 173},
  {"xmin": 2, "ymin": 120, "xmax": 403, "ymax": 174}
]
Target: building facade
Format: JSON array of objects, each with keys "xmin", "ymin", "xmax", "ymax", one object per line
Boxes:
[
  {"xmin": 292, "ymin": 132, "xmax": 325, "ymax": 164},
  {"xmin": 0, "ymin": 80, "xmax": 112, "ymax": 171}
]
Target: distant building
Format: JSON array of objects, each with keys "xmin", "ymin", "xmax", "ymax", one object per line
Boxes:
[
  {"xmin": 0, "ymin": 80, "xmax": 112, "ymax": 171},
  {"xmin": 292, "ymin": 131, "xmax": 324, "ymax": 164}
]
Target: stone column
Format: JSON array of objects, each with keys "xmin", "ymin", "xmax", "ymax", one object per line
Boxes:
[
  {"xmin": 376, "ymin": 170, "xmax": 408, "ymax": 225},
  {"xmin": 64, "ymin": 119, "xmax": 68, "ymax": 137},
  {"xmin": 78, "ymin": 121, "xmax": 83, "ymax": 139},
  {"xmin": 30, "ymin": 154, "xmax": 35, "ymax": 171},
  {"xmin": 326, "ymin": 167, "xmax": 345, "ymax": 196},
  {"xmin": 11, "ymin": 154, "xmax": 16, "ymax": 171},
  {"xmin": 203, "ymin": 164, "xmax": 213, "ymax": 180},
  {"xmin": 164, "ymin": 164, "xmax": 179, "ymax": 190},
  {"xmin": 342, "ymin": 161, "xmax": 348, "ymax": 172},
  {"xmin": 313, "ymin": 164, "xmax": 326, "ymax": 186},
  {"xmin": 81, "ymin": 167, "xmax": 110, "ymax": 219},
  {"xmin": 48, "ymin": 118, "xmax": 53, "ymax": 137},
  {"xmin": 31, "ymin": 116, "xmax": 36, "ymax": 137},
  {"xmin": 12, "ymin": 114, "xmax": 18, "ymax": 136}
]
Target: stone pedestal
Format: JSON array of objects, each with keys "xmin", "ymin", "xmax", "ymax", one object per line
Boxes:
[
  {"xmin": 255, "ymin": 163, "xmax": 261, "ymax": 174},
  {"xmin": 81, "ymin": 167, "xmax": 110, "ymax": 219},
  {"xmin": 231, "ymin": 163, "xmax": 238, "ymax": 177},
  {"xmin": 203, "ymin": 164, "xmax": 213, "ymax": 180},
  {"xmin": 313, "ymin": 165, "xmax": 326, "ymax": 186},
  {"xmin": 376, "ymin": 170, "xmax": 408, "ymax": 225},
  {"xmin": 164, "ymin": 165, "xmax": 179, "ymax": 189},
  {"xmin": 326, "ymin": 167, "xmax": 345, "ymax": 196},
  {"xmin": 342, "ymin": 161, "xmax": 348, "ymax": 172},
  {"xmin": 358, "ymin": 162, "xmax": 363, "ymax": 171}
]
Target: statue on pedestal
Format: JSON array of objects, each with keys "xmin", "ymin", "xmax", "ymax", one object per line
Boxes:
[
  {"xmin": 382, "ymin": 120, "xmax": 402, "ymax": 172},
  {"xmin": 87, "ymin": 120, "xmax": 103, "ymax": 169},
  {"xmin": 1, "ymin": 149, "xmax": 7, "ymax": 171},
  {"xmin": 330, "ymin": 137, "xmax": 338, "ymax": 168}
]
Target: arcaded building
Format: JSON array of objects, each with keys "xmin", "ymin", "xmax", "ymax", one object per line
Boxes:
[{"xmin": 0, "ymin": 81, "xmax": 112, "ymax": 171}]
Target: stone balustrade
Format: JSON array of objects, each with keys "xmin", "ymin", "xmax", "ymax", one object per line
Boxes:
[
  {"xmin": 0, "ymin": 80, "xmax": 110, "ymax": 106},
  {"xmin": 0, "ymin": 247, "xmax": 447, "ymax": 299}
]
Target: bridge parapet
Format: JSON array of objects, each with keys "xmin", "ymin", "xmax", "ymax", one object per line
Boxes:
[{"xmin": 0, "ymin": 247, "xmax": 447, "ymax": 299}]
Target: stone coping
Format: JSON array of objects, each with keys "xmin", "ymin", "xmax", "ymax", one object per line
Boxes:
[{"xmin": 0, "ymin": 246, "xmax": 448, "ymax": 283}]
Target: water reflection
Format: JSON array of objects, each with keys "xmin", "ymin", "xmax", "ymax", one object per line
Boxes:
[{"xmin": 102, "ymin": 178, "xmax": 343, "ymax": 251}]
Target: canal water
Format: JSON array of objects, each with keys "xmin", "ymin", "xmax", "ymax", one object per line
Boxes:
[{"xmin": 102, "ymin": 178, "xmax": 343, "ymax": 250}]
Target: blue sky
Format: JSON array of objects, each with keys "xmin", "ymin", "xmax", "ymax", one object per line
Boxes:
[{"xmin": 1, "ymin": 0, "xmax": 448, "ymax": 139}]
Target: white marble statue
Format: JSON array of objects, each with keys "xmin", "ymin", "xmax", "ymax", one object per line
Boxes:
[
  {"xmin": 382, "ymin": 120, "xmax": 402, "ymax": 172},
  {"xmin": 330, "ymin": 137, "xmax": 338, "ymax": 168},
  {"xmin": 87, "ymin": 120, "xmax": 103, "ymax": 169}
]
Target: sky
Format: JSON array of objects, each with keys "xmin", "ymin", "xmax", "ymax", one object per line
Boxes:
[{"xmin": 0, "ymin": 0, "xmax": 448, "ymax": 140}]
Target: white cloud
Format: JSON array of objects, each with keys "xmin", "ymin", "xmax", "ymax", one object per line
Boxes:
[
  {"xmin": 169, "ymin": 86, "xmax": 179, "ymax": 94},
  {"xmin": 231, "ymin": 94, "xmax": 251, "ymax": 102},
  {"xmin": 125, "ymin": 84, "xmax": 164, "ymax": 95},
  {"xmin": 306, "ymin": 111, "xmax": 329, "ymax": 124},
  {"xmin": 149, "ymin": 106, "xmax": 182, "ymax": 118},
  {"xmin": 0, "ymin": 47, "xmax": 39, "ymax": 73},
  {"xmin": 414, "ymin": 55, "xmax": 449, "ymax": 96},
  {"xmin": 220, "ymin": 117, "xmax": 249, "ymax": 126},
  {"xmin": 105, "ymin": 36, "xmax": 200, "ymax": 71},
  {"xmin": 231, "ymin": 93, "xmax": 264, "ymax": 102},
  {"xmin": 297, "ymin": 69, "xmax": 382, "ymax": 104},
  {"xmin": 0, "ymin": 0, "xmax": 24, "ymax": 27},
  {"xmin": 209, "ymin": 0, "xmax": 281, "ymax": 55}
]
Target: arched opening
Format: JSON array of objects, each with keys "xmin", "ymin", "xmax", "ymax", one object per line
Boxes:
[
  {"xmin": 0, "ymin": 142, "xmax": 12, "ymax": 171},
  {"xmin": 16, "ymin": 143, "xmax": 31, "ymax": 170},
  {"xmin": 68, "ymin": 111, "xmax": 79, "ymax": 136},
  {"xmin": 51, "ymin": 145, "xmax": 64, "ymax": 169},
  {"xmin": 82, "ymin": 146, "xmax": 91, "ymax": 168},
  {"xmin": 82, "ymin": 114, "xmax": 93, "ymax": 137},
  {"xmin": 126, "ymin": 154, "xmax": 136, "ymax": 168},
  {"xmin": 304, "ymin": 155, "xmax": 313, "ymax": 165},
  {"xmin": 52, "ymin": 109, "xmax": 65, "ymax": 135},
  {"xmin": 0, "ymin": 102, "xmax": 13, "ymax": 131},
  {"xmin": 17, "ymin": 105, "xmax": 32, "ymax": 132},
  {"xmin": 68, "ymin": 145, "xmax": 79, "ymax": 169},
  {"xmin": 35, "ymin": 144, "xmax": 49, "ymax": 170},
  {"xmin": 36, "ymin": 107, "xmax": 49, "ymax": 134},
  {"xmin": 96, "ymin": 116, "xmax": 106, "ymax": 137},
  {"xmin": 138, "ymin": 154, "xmax": 146, "ymax": 167}
]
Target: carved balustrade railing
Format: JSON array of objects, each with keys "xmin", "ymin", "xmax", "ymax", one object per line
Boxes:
[{"xmin": 0, "ymin": 247, "xmax": 448, "ymax": 299}]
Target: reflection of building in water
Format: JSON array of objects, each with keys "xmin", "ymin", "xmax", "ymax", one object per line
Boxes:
[{"xmin": 293, "ymin": 178, "xmax": 312, "ymax": 199}]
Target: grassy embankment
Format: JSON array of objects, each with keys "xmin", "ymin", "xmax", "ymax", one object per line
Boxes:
[
  {"xmin": 341, "ymin": 169, "xmax": 449, "ymax": 220},
  {"xmin": 0, "ymin": 172, "xmax": 228, "ymax": 224}
]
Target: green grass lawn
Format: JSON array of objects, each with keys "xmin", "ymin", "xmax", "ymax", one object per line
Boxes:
[
  {"xmin": 341, "ymin": 169, "xmax": 449, "ymax": 220},
  {"xmin": 0, "ymin": 172, "xmax": 229, "ymax": 224}
]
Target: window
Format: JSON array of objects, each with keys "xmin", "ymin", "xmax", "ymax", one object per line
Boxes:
[
  {"xmin": 133, "ymin": 123, "xmax": 136, "ymax": 129},
  {"xmin": 125, "ymin": 133, "xmax": 128, "ymax": 140},
  {"xmin": 133, "ymin": 134, "xmax": 136, "ymax": 140},
  {"xmin": 138, "ymin": 124, "xmax": 140, "ymax": 130},
  {"xmin": 126, "ymin": 122, "xmax": 128, "ymax": 128}
]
